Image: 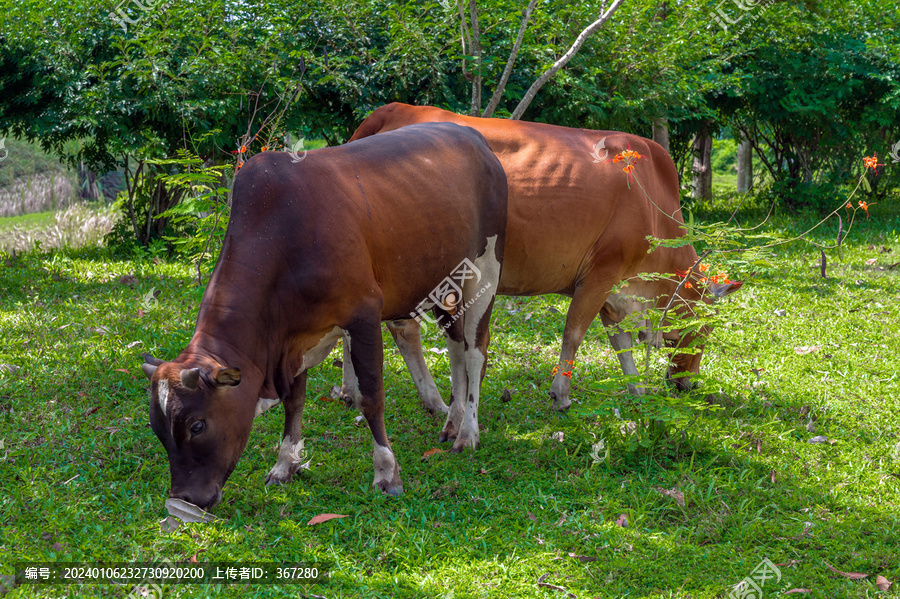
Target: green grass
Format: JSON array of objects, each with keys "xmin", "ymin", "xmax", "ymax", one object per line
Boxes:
[
  {"xmin": 1, "ymin": 195, "xmax": 900, "ymax": 598},
  {"xmin": 0, "ymin": 211, "xmax": 58, "ymax": 232}
]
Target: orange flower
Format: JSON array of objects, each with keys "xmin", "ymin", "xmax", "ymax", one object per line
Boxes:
[
  {"xmin": 674, "ymin": 268, "xmax": 689, "ymax": 278},
  {"xmin": 846, "ymin": 202, "xmax": 853, "ymax": 210},
  {"xmin": 863, "ymin": 154, "xmax": 884, "ymax": 172},
  {"xmin": 260, "ymin": 145, "xmax": 267, "ymax": 152},
  {"xmin": 699, "ymin": 263, "xmax": 709, "ymax": 272},
  {"xmin": 565, "ymin": 360, "xmax": 574, "ymax": 366},
  {"xmin": 859, "ymin": 200, "xmax": 870, "ymax": 219},
  {"xmin": 562, "ymin": 371, "xmax": 572, "ymax": 379},
  {"xmin": 684, "ymin": 282, "xmax": 693, "ymax": 289},
  {"xmin": 236, "ymin": 160, "xmax": 244, "ymax": 171},
  {"xmin": 612, "ymin": 148, "xmax": 644, "ymax": 185},
  {"xmin": 240, "ymin": 145, "xmax": 247, "ymax": 153},
  {"xmin": 552, "ymin": 366, "xmax": 559, "ymax": 376}
]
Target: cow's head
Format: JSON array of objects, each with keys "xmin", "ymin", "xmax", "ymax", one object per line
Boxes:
[
  {"xmin": 141, "ymin": 354, "xmax": 252, "ymax": 510},
  {"xmin": 663, "ymin": 279, "xmax": 743, "ymax": 391}
]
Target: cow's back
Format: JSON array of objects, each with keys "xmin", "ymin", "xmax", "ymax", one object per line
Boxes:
[
  {"xmin": 214, "ymin": 122, "xmax": 507, "ymax": 329},
  {"xmin": 349, "ymin": 104, "xmax": 689, "ymax": 297}
]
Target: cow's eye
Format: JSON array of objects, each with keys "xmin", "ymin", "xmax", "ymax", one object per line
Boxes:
[{"xmin": 190, "ymin": 421, "xmax": 206, "ymax": 436}]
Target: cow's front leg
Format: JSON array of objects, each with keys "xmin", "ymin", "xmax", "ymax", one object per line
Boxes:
[
  {"xmin": 550, "ymin": 285, "xmax": 607, "ymax": 411},
  {"xmin": 386, "ymin": 319, "xmax": 449, "ymax": 414},
  {"xmin": 265, "ymin": 370, "xmax": 307, "ymax": 485},
  {"xmin": 348, "ymin": 316, "xmax": 403, "ymax": 495}
]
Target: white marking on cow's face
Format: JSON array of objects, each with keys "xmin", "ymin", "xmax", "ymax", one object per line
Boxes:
[
  {"xmin": 372, "ymin": 443, "xmax": 397, "ymax": 486},
  {"xmin": 158, "ymin": 379, "xmax": 169, "ymax": 414},
  {"xmin": 297, "ymin": 326, "xmax": 344, "ymax": 376},
  {"xmin": 255, "ymin": 397, "xmax": 281, "ymax": 417}
]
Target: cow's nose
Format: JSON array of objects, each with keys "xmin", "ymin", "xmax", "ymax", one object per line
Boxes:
[{"xmin": 170, "ymin": 487, "xmax": 222, "ymax": 511}]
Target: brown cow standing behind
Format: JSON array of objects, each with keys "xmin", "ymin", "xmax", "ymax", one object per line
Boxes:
[
  {"xmin": 141, "ymin": 122, "xmax": 507, "ymax": 509},
  {"xmin": 344, "ymin": 103, "xmax": 741, "ymax": 415}
]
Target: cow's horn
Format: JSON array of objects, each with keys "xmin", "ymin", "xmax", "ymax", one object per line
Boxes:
[
  {"xmin": 141, "ymin": 363, "xmax": 158, "ymax": 380},
  {"xmin": 180, "ymin": 368, "xmax": 201, "ymax": 390},
  {"xmin": 143, "ymin": 353, "xmax": 165, "ymax": 366}
]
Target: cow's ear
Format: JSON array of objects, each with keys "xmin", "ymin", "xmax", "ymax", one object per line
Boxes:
[
  {"xmin": 213, "ymin": 367, "xmax": 241, "ymax": 387},
  {"xmin": 180, "ymin": 368, "xmax": 201, "ymax": 390},
  {"xmin": 709, "ymin": 280, "xmax": 743, "ymax": 298}
]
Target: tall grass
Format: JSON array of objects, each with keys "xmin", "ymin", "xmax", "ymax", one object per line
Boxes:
[
  {"xmin": 0, "ymin": 203, "xmax": 118, "ymax": 252},
  {"xmin": 0, "ymin": 172, "xmax": 77, "ymax": 218}
]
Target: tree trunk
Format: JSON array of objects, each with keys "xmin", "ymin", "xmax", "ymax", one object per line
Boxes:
[
  {"xmin": 737, "ymin": 135, "xmax": 752, "ymax": 193},
  {"xmin": 467, "ymin": 0, "xmax": 482, "ymax": 116},
  {"xmin": 652, "ymin": 117, "xmax": 669, "ymax": 154},
  {"xmin": 691, "ymin": 123, "xmax": 712, "ymax": 201},
  {"xmin": 482, "ymin": 0, "xmax": 538, "ymax": 118}
]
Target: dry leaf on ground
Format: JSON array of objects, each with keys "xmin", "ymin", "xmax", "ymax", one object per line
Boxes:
[{"xmin": 307, "ymin": 513, "xmax": 349, "ymax": 526}]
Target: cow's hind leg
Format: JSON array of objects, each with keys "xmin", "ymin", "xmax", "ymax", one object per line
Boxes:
[
  {"xmin": 451, "ymin": 235, "xmax": 502, "ymax": 452},
  {"xmin": 600, "ymin": 312, "xmax": 647, "ymax": 395},
  {"xmin": 386, "ymin": 319, "xmax": 449, "ymax": 414},
  {"xmin": 265, "ymin": 371, "xmax": 308, "ymax": 485},
  {"xmin": 348, "ymin": 315, "xmax": 403, "ymax": 495},
  {"xmin": 438, "ymin": 320, "xmax": 469, "ymax": 443}
]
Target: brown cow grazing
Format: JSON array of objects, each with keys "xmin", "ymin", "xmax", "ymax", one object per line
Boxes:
[
  {"xmin": 345, "ymin": 103, "xmax": 741, "ymax": 413},
  {"xmin": 141, "ymin": 122, "xmax": 507, "ymax": 509}
]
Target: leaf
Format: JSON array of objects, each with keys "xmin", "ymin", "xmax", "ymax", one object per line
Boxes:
[
  {"xmin": 794, "ymin": 345, "xmax": 821, "ymax": 355},
  {"xmin": 837, "ymin": 214, "xmax": 844, "ymax": 261},
  {"xmin": 808, "ymin": 435, "xmax": 834, "ymax": 444},
  {"xmin": 165, "ymin": 498, "xmax": 217, "ymax": 524},
  {"xmin": 568, "ymin": 552, "xmax": 597, "ymax": 562},
  {"xmin": 865, "ymin": 258, "xmax": 877, "ymax": 266},
  {"xmin": 527, "ymin": 511, "xmax": 537, "ymax": 522},
  {"xmin": 500, "ymin": 388, "xmax": 512, "ymax": 403},
  {"xmin": 783, "ymin": 589, "xmax": 812, "ymax": 594},
  {"xmin": 329, "ymin": 385, "xmax": 341, "ymax": 399},
  {"xmin": 428, "ymin": 347, "xmax": 448, "ymax": 355},
  {"xmin": 820, "ymin": 250, "xmax": 827, "ymax": 278},
  {"xmin": 421, "ymin": 448, "xmax": 444, "ymax": 461},
  {"xmin": 876, "ymin": 575, "xmax": 892, "ymax": 591},
  {"xmin": 862, "ymin": 176, "xmax": 872, "ymax": 193},
  {"xmin": 824, "ymin": 562, "xmax": 868, "ymax": 580},
  {"xmin": 306, "ymin": 513, "xmax": 349, "ymax": 526},
  {"xmin": 655, "ymin": 486, "xmax": 685, "ymax": 507},
  {"xmin": 615, "ymin": 514, "xmax": 628, "ymax": 527}
]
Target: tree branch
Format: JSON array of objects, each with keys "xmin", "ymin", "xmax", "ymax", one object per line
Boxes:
[
  {"xmin": 510, "ymin": 0, "xmax": 626, "ymax": 120},
  {"xmin": 482, "ymin": 0, "xmax": 538, "ymax": 118},
  {"xmin": 467, "ymin": 0, "xmax": 483, "ymax": 115}
]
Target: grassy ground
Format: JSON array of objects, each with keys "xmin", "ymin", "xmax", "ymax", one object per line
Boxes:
[{"xmin": 1, "ymin": 193, "xmax": 899, "ymax": 598}]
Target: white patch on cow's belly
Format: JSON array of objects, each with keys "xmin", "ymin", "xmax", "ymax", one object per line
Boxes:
[
  {"xmin": 255, "ymin": 397, "xmax": 281, "ymax": 417},
  {"xmin": 158, "ymin": 379, "xmax": 169, "ymax": 413},
  {"xmin": 297, "ymin": 325, "xmax": 344, "ymax": 375},
  {"xmin": 372, "ymin": 443, "xmax": 397, "ymax": 486}
]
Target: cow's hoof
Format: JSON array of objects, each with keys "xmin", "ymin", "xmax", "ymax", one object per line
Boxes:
[
  {"xmin": 438, "ymin": 422, "xmax": 457, "ymax": 443},
  {"xmin": 549, "ymin": 391, "xmax": 571, "ymax": 412},
  {"xmin": 264, "ymin": 471, "xmax": 290, "ymax": 486},
  {"xmin": 450, "ymin": 436, "xmax": 478, "ymax": 453},
  {"xmin": 423, "ymin": 399, "xmax": 450, "ymax": 415},
  {"xmin": 374, "ymin": 479, "xmax": 404, "ymax": 496},
  {"xmin": 340, "ymin": 391, "xmax": 358, "ymax": 409}
]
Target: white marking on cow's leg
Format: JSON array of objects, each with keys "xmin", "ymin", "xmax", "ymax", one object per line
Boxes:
[
  {"xmin": 340, "ymin": 331, "xmax": 361, "ymax": 409},
  {"xmin": 451, "ymin": 234, "xmax": 501, "ymax": 451},
  {"xmin": 372, "ymin": 443, "xmax": 400, "ymax": 491},
  {"xmin": 387, "ymin": 319, "xmax": 449, "ymax": 414},
  {"xmin": 255, "ymin": 397, "xmax": 282, "ymax": 417},
  {"xmin": 265, "ymin": 371, "xmax": 307, "ymax": 486},
  {"xmin": 267, "ymin": 435, "xmax": 306, "ymax": 483},
  {"xmin": 157, "ymin": 379, "xmax": 169, "ymax": 414},
  {"xmin": 439, "ymin": 337, "xmax": 468, "ymax": 442}
]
